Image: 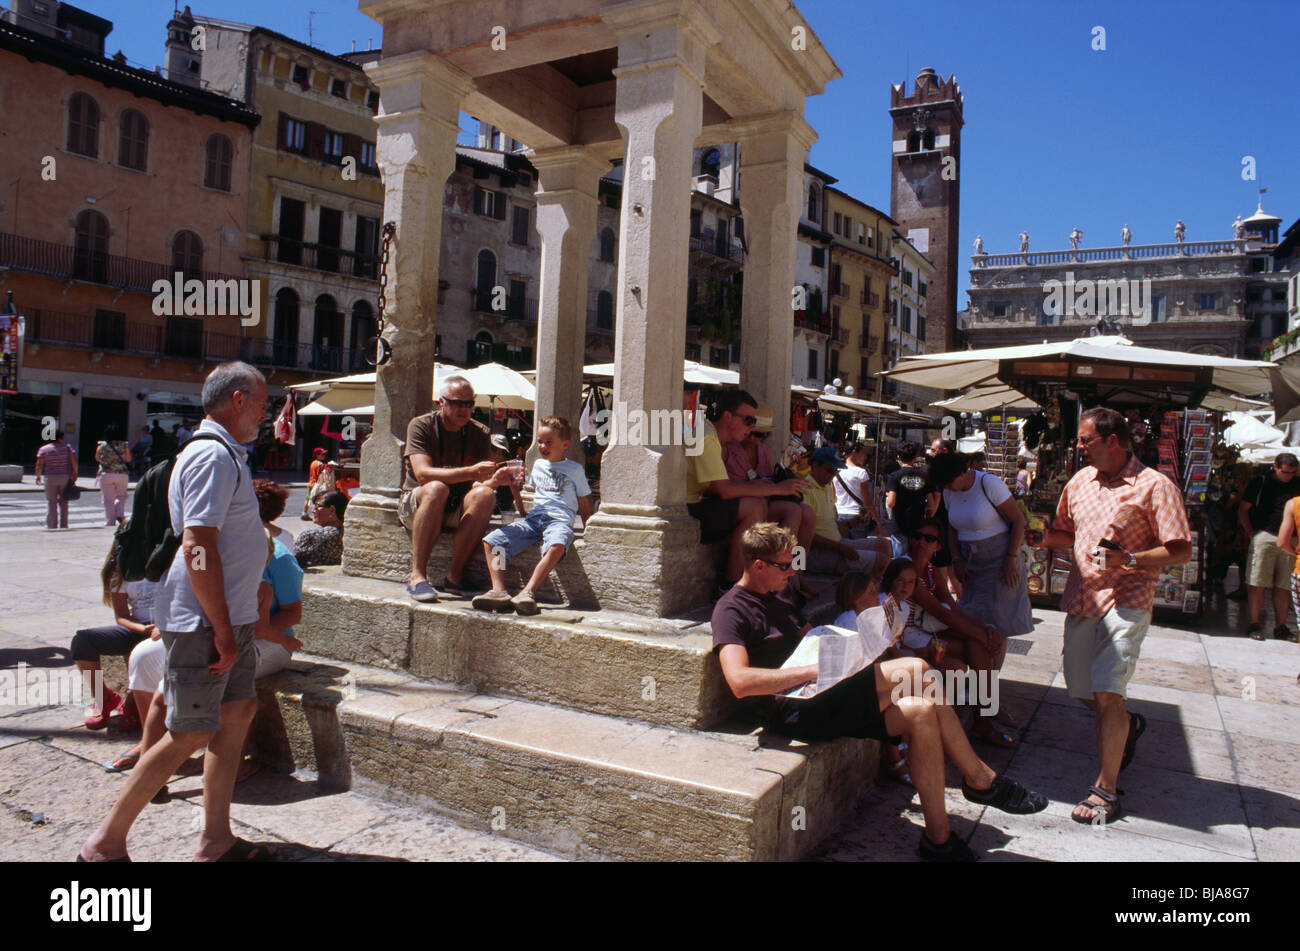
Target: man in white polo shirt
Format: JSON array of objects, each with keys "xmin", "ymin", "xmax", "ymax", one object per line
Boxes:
[{"xmin": 81, "ymin": 362, "xmax": 276, "ymax": 862}]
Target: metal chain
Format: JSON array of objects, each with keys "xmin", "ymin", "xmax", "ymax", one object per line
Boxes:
[{"xmin": 368, "ymin": 221, "xmax": 396, "ymax": 367}]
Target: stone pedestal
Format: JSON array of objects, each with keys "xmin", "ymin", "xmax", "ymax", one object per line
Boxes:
[{"xmin": 345, "ymin": 52, "xmax": 472, "ymax": 580}]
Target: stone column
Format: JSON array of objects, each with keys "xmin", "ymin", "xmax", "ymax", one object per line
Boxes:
[
  {"xmin": 735, "ymin": 113, "xmax": 816, "ymax": 453},
  {"xmin": 529, "ymin": 147, "xmax": 607, "ymax": 465},
  {"xmin": 344, "ymin": 51, "xmax": 472, "ymax": 581},
  {"xmin": 580, "ymin": 0, "xmax": 721, "ymax": 616}
]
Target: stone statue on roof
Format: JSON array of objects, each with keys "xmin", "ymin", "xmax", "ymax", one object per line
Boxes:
[
  {"xmin": 1018, "ymin": 230, "xmax": 1030, "ymax": 253},
  {"xmin": 1121, "ymin": 224, "xmax": 1131, "ymax": 246},
  {"xmin": 1069, "ymin": 227, "xmax": 1083, "ymax": 250},
  {"xmin": 1174, "ymin": 220, "xmax": 1186, "ymax": 243},
  {"xmin": 1233, "ymin": 215, "xmax": 1245, "ymax": 239},
  {"xmin": 973, "ymin": 234, "xmax": 984, "ymax": 254}
]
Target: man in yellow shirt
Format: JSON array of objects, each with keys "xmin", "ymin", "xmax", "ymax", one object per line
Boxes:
[
  {"xmin": 688, "ymin": 389, "xmax": 809, "ymax": 588},
  {"xmin": 804, "ymin": 447, "xmax": 891, "ymax": 581}
]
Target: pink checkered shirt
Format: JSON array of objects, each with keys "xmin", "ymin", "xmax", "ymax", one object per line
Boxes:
[{"xmin": 1053, "ymin": 453, "xmax": 1192, "ymax": 618}]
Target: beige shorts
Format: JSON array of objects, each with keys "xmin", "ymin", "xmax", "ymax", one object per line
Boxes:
[
  {"xmin": 398, "ymin": 483, "xmax": 465, "ymax": 532},
  {"xmin": 1063, "ymin": 607, "xmax": 1150, "ymax": 700},
  {"xmin": 1247, "ymin": 531, "xmax": 1294, "ymax": 589}
]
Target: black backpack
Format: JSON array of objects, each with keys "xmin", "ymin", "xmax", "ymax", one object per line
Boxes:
[{"xmin": 115, "ymin": 433, "xmax": 243, "ymax": 582}]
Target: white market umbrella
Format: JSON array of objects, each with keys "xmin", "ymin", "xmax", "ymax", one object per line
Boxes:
[
  {"xmin": 435, "ymin": 362, "xmax": 535, "ymax": 410},
  {"xmin": 883, "ymin": 335, "xmax": 1277, "ymax": 400},
  {"xmin": 298, "ymin": 388, "xmax": 374, "ymax": 417},
  {"xmin": 931, "ymin": 383, "xmax": 1038, "ymax": 413},
  {"xmin": 577, "ymin": 359, "xmax": 740, "ymax": 387}
]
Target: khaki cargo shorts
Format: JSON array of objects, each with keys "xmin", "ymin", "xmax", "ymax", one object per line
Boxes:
[{"xmin": 160, "ymin": 623, "xmax": 257, "ymax": 733}]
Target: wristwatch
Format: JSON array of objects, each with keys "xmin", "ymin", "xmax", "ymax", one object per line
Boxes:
[{"xmin": 1126, "ymin": 551, "xmax": 1138, "ymax": 569}]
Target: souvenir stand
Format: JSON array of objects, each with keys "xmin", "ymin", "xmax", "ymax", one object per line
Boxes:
[{"xmin": 882, "ymin": 334, "xmax": 1280, "ymax": 619}]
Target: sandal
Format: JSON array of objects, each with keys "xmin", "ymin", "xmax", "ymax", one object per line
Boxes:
[
  {"xmin": 962, "ymin": 773, "xmax": 1048, "ymax": 814},
  {"xmin": 1071, "ymin": 785, "xmax": 1123, "ymax": 825},
  {"xmin": 972, "ymin": 721, "xmax": 1019, "ymax": 749},
  {"xmin": 1120, "ymin": 712, "xmax": 1146, "ymax": 772},
  {"xmin": 103, "ymin": 751, "xmax": 140, "ymax": 773},
  {"xmin": 214, "ymin": 837, "xmax": 277, "ymax": 862}
]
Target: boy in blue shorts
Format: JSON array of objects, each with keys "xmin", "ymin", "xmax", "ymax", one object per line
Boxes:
[{"xmin": 472, "ymin": 415, "xmax": 592, "ymax": 615}]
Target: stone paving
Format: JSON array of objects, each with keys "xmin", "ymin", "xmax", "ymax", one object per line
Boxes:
[{"xmin": 2, "ymin": 494, "xmax": 1298, "ymax": 861}]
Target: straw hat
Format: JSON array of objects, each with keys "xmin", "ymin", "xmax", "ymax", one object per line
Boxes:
[{"xmin": 753, "ymin": 405, "xmax": 775, "ymax": 433}]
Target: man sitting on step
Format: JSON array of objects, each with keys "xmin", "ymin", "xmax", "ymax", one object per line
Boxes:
[
  {"xmin": 711, "ymin": 522, "xmax": 1049, "ymax": 862},
  {"xmin": 400, "ymin": 375, "xmax": 511, "ymax": 603}
]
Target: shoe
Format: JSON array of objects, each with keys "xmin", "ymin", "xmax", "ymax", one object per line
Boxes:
[
  {"xmin": 917, "ymin": 831, "xmax": 977, "ymax": 862},
  {"xmin": 85, "ymin": 687, "xmax": 123, "ymax": 730},
  {"xmin": 1273, "ymin": 626, "xmax": 1298, "ymax": 642},
  {"xmin": 113, "ymin": 698, "xmax": 141, "ymax": 732},
  {"xmin": 437, "ymin": 576, "xmax": 476, "ymax": 598},
  {"xmin": 512, "ymin": 590, "xmax": 540, "ymax": 616},
  {"xmin": 406, "ymin": 580, "xmax": 439, "ymax": 603},
  {"xmin": 472, "ymin": 589, "xmax": 514, "ymax": 612},
  {"xmin": 103, "ymin": 751, "xmax": 139, "ymax": 773},
  {"xmin": 1247, "ymin": 622, "xmax": 1265, "ymax": 641}
]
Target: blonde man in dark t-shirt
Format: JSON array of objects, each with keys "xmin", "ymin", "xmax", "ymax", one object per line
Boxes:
[
  {"xmin": 711, "ymin": 522, "xmax": 1048, "ymax": 862},
  {"xmin": 401, "ymin": 376, "xmax": 512, "ymax": 602}
]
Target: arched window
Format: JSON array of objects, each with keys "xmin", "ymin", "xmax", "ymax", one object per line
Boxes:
[
  {"xmin": 807, "ymin": 185, "xmax": 819, "ymax": 224},
  {"xmin": 313, "ymin": 294, "xmax": 342, "ymax": 371},
  {"xmin": 475, "ymin": 249, "xmax": 496, "ymax": 312},
  {"xmin": 171, "ymin": 230, "xmax": 203, "ymax": 278},
  {"xmin": 273, "ymin": 289, "xmax": 300, "ymax": 367},
  {"xmin": 907, "ymin": 131, "xmax": 921, "ymax": 153},
  {"xmin": 73, "ymin": 209, "xmax": 109, "ymax": 282},
  {"xmin": 599, "ymin": 227, "xmax": 616, "ymax": 263},
  {"xmin": 922, "ymin": 129, "xmax": 935, "ymax": 150},
  {"xmin": 596, "ymin": 290, "xmax": 614, "ymax": 330},
  {"xmin": 67, "ymin": 93, "xmax": 100, "ymax": 157},
  {"xmin": 118, "ymin": 109, "xmax": 149, "ymax": 170},
  {"xmin": 470, "ymin": 330, "xmax": 493, "ymax": 367},
  {"xmin": 349, "ymin": 300, "xmax": 376, "ymax": 371},
  {"xmin": 204, "ymin": 133, "xmax": 233, "ymax": 191},
  {"xmin": 699, "ymin": 148, "xmax": 720, "ymax": 179}
]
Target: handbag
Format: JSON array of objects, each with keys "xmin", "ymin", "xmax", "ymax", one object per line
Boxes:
[{"xmin": 62, "ymin": 478, "xmax": 82, "ymax": 501}]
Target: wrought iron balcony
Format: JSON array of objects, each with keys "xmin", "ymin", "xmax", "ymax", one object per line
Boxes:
[{"xmin": 0, "ymin": 232, "xmax": 242, "ymax": 294}]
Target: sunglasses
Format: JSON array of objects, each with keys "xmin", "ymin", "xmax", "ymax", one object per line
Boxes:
[
  {"xmin": 912, "ymin": 533, "xmax": 940, "ymax": 543},
  {"xmin": 758, "ymin": 557, "xmax": 795, "ymax": 571},
  {"xmin": 738, "ymin": 415, "xmax": 758, "ymax": 427},
  {"xmin": 442, "ymin": 398, "xmax": 475, "ymax": 408}
]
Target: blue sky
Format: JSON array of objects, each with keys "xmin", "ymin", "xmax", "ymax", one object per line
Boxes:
[{"xmin": 82, "ymin": 0, "xmax": 1298, "ymax": 304}]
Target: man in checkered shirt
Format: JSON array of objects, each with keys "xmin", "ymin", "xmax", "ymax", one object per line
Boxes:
[{"xmin": 1046, "ymin": 406, "xmax": 1192, "ymax": 825}]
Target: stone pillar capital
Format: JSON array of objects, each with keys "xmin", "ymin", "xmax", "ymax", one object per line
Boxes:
[
  {"xmin": 603, "ymin": 0, "xmax": 721, "ymax": 84},
  {"xmin": 365, "ymin": 49, "xmax": 474, "ymax": 122},
  {"xmin": 527, "ymin": 146, "xmax": 610, "ymax": 197},
  {"xmin": 731, "ymin": 112, "xmax": 819, "ymax": 156}
]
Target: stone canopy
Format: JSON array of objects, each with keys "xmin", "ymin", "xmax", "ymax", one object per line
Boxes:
[{"xmin": 347, "ymin": 0, "xmax": 839, "ymax": 615}]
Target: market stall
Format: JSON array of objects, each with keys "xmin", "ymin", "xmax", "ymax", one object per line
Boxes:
[{"xmin": 884, "ymin": 333, "xmax": 1279, "ymax": 617}]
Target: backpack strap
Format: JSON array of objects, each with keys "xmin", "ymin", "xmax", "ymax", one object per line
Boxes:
[
  {"xmin": 180, "ymin": 432, "xmax": 244, "ymax": 487},
  {"xmin": 977, "ymin": 470, "xmax": 1011, "ymax": 524},
  {"xmin": 835, "ymin": 470, "xmax": 864, "ymax": 507}
]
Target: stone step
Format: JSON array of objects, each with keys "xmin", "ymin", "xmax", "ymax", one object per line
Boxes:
[
  {"xmin": 249, "ymin": 654, "xmax": 880, "ymax": 861},
  {"xmin": 297, "ymin": 566, "xmax": 739, "ymax": 730}
]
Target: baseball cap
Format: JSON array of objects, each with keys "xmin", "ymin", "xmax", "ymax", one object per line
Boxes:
[{"xmin": 809, "ymin": 446, "xmax": 846, "ymax": 469}]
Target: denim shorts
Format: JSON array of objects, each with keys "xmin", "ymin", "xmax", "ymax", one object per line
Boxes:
[
  {"xmin": 160, "ymin": 623, "xmax": 257, "ymax": 733},
  {"xmin": 484, "ymin": 511, "xmax": 574, "ymax": 566}
]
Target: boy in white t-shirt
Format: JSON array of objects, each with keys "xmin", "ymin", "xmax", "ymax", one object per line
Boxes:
[{"xmin": 473, "ymin": 416, "xmax": 592, "ymax": 615}]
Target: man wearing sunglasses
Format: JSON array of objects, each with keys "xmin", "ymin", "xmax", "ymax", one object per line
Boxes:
[
  {"xmin": 1045, "ymin": 406, "xmax": 1191, "ymax": 825},
  {"xmin": 804, "ymin": 446, "xmax": 891, "ymax": 581},
  {"xmin": 712, "ymin": 522, "xmax": 1049, "ymax": 862},
  {"xmin": 688, "ymin": 389, "xmax": 809, "ymax": 589},
  {"xmin": 400, "ymin": 375, "xmax": 511, "ymax": 602}
]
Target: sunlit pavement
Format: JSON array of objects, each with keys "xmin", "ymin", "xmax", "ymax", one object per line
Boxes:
[{"xmin": 2, "ymin": 503, "xmax": 1297, "ymax": 861}]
